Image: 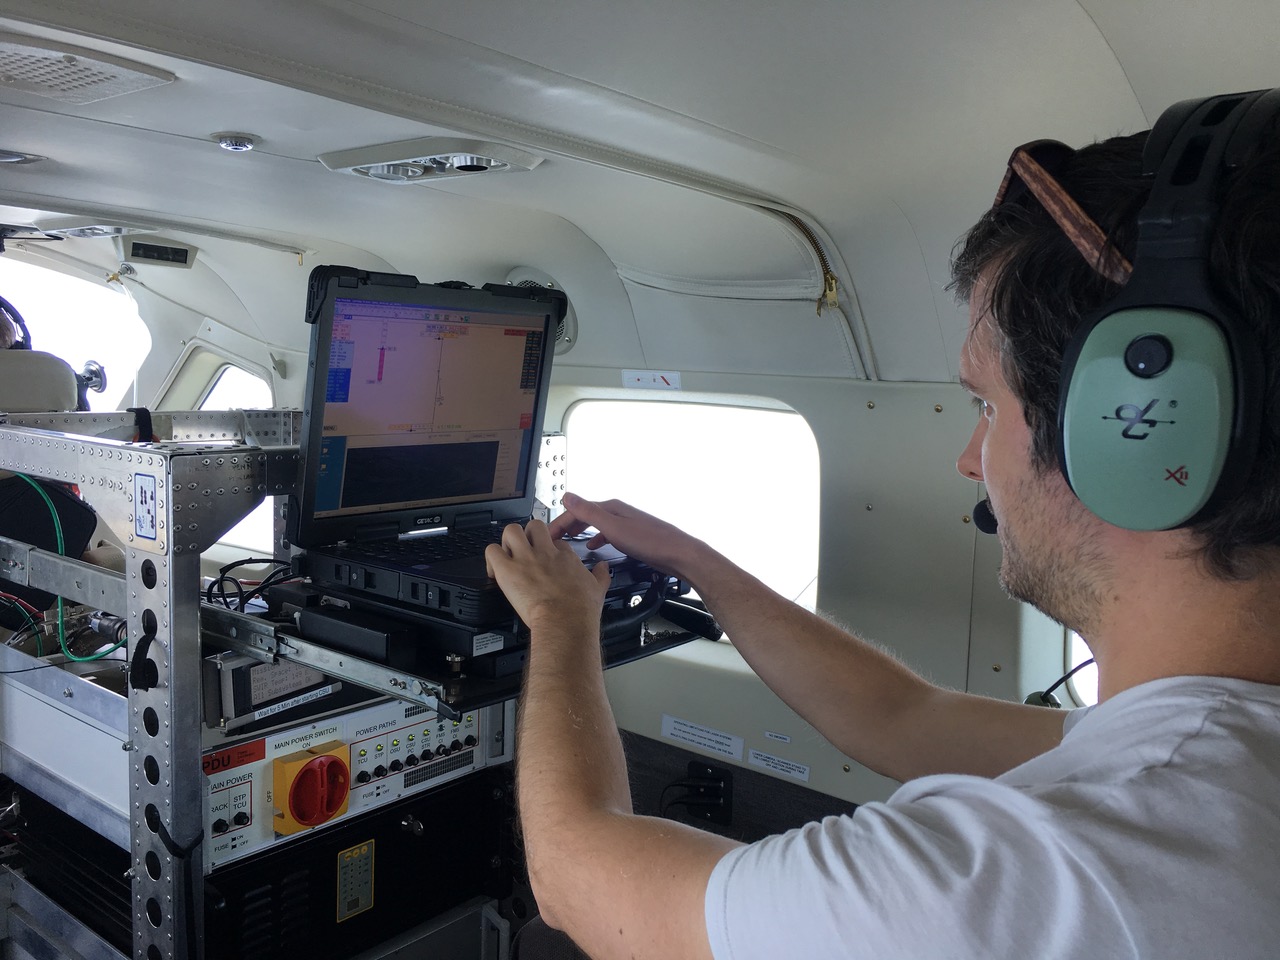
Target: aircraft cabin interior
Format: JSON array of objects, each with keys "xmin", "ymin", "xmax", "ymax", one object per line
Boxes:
[{"xmin": 0, "ymin": 1, "xmax": 1273, "ymax": 958}]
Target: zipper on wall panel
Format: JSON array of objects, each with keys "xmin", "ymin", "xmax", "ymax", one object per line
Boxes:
[{"xmin": 780, "ymin": 212, "xmax": 840, "ymax": 315}]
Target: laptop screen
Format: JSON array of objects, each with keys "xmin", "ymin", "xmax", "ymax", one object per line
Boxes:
[{"xmin": 291, "ymin": 268, "xmax": 558, "ymax": 547}]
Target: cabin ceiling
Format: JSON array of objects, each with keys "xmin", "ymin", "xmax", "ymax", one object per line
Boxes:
[{"xmin": 0, "ymin": 0, "xmax": 1275, "ymax": 385}]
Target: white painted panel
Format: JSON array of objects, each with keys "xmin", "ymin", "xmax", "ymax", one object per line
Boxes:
[{"xmin": 624, "ymin": 281, "xmax": 864, "ymax": 378}]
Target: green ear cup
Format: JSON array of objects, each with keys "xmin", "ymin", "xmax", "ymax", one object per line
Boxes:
[{"xmin": 1060, "ymin": 307, "xmax": 1234, "ymax": 530}]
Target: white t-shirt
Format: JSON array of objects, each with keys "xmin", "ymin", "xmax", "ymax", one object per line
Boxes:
[{"xmin": 705, "ymin": 676, "xmax": 1280, "ymax": 959}]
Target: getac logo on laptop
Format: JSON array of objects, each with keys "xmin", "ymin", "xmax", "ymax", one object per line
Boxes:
[{"xmin": 415, "ymin": 515, "xmax": 443, "ymax": 526}]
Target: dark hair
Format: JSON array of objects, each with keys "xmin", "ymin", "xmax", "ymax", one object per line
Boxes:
[
  {"xmin": 0, "ymin": 308, "xmax": 15, "ymax": 349},
  {"xmin": 951, "ymin": 126, "xmax": 1280, "ymax": 579}
]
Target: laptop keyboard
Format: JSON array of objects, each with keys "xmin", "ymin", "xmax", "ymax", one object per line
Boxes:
[{"xmin": 357, "ymin": 527, "xmax": 507, "ymax": 563}]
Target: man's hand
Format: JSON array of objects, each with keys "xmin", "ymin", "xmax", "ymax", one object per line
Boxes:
[
  {"xmin": 484, "ymin": 519, "xmax": 611, "ymax": 638},
  {"xmin": 548, "ymin": 493, "xmax": 708, "ymax": 583}
]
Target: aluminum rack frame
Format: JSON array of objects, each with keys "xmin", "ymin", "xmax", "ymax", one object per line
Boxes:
[{"xmin": 0, "ymin": 409, "xmax": 300, "ymax": 960}]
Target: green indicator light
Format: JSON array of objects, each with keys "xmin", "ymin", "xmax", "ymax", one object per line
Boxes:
[
  {"xmin": 375, "ymin": 744, "xmax": 384, "ymax": 752},
  {"xmin": 408, "ymin": 734, "xmax": 415, "ymax": 742},
  {"xmin": 359, "ymin": 749, "xmax": 367, "ymax": 758},
  {"xmin": 392, "ymin": 739, "xmax": 400, "ymax": 747}
]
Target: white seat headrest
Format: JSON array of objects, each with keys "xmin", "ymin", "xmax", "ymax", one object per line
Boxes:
[{"xmin": 0, "ymin": 350, "xmax": 79, "ymax": 413}]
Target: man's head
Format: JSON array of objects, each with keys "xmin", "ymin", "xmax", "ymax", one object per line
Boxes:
[
  {"xmin": 0, "ymin": 308, "xmax": 16, "ymax": 349},
  {"xmin": 951, "ymin": 104, "xmax": 1280, "ymax": 580}
]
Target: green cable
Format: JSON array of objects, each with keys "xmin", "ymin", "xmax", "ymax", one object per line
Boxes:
[{"xmin": 13, "ymin": 474, "xmax": 125, "ymax": 663}]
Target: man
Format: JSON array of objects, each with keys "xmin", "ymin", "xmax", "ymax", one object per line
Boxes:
[{"xmin": 485, "ymin": 94, "xmax": 1280, "ymax": 959}]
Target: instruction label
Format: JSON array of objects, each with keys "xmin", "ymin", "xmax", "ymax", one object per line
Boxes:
[
  {"xmin": 661, "ymin": 715, "xmax": 743, "ymax": 760},
  {"xmin": 748, "ymin": 749, "xmax": 810, "ymax": 783},
  {"xmin": 252, "ymin": 685, "xmax": 338, "ymax": 722},
  {"xmin": 248, "ymin": 661, "xmax": 326, "ymax": 706},
  {"xmin": 473, "ymin": 632, "xmax": 505, "ymax": 656},
  {"xmin": 134, "ymin": 473, "xmax": 158, "ymax": 540}
]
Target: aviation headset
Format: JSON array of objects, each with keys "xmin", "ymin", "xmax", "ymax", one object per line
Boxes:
[
  {"xmin": 1055, "ymin": 88, "xmax": 1280, "ymax": 531},
  {"xmin": 0, "ymin": 294, "xmax": 31, "ymax": 350}
]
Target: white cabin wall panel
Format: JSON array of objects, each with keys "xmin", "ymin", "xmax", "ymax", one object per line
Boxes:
[
  {"xmin": 839, "ymin": 201, "xmax": 959, "ymax": 383},
  {"xmin": 605, "ymin": 638, "xmax": 902, "ymax": 806},
  {"xmin": 622, "ymin": 282, "xmax": 862, "ymax": 378},
  {"xmin": 427, "ymin": 164, "xmax": 823, "ymax": 289},
  {"xmin": 806, "ymin": 381, "xmax": 981, "ymax": 688},
  {"xmin": 1079, "ymin": 0, "xmax": 1279, "ymax": 121}
]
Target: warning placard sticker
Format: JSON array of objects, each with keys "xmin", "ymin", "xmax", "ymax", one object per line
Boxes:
[{"xmin": 661, "ymin": 715, "xmax": 743, "ymax": 760}]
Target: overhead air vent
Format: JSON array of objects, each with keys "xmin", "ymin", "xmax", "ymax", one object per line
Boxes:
[
  {"xmin": 37, "ymin": 217, "xmax": 159, "ymax": 239},
  {"xmin": 0, "ymin": 32, "xmax": 174, "ymax": 104},
  {"xmin": 506, "ymin": 267, "xmax": 577, "ymax": 355},
  {"xmin": 319, "ymin": 138, "xmax": 543, "ymax": 185},
  {"xmin": 116, "ymin": 237, "xmax": 197, "ymax": 269},
  {"xmin": 0, "ymin": 148, "xmax": 44, "ymax": 164}
]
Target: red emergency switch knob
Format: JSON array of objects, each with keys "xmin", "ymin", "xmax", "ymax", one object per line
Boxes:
[{"xmin": 288, "ymin": 754, "xmax": 350, "ymax": 827}]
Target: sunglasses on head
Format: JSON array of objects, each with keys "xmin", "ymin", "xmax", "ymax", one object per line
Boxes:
[{"xmin": 992, "ymin": 139, "xmax": 1133, "ymax": 287}]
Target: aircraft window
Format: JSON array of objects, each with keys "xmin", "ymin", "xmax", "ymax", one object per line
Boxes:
[
  {"xmin": 200, "ymin": 364, "xmax": 274, "ymax": 550},
  {"xmin": 0, "ymin": 257, "xmax": 151, "ymax": 411},
  {"xmin": 564, "ymin": 400, "xmax": 820, "ymax": 612},
  {"xmin": 199, "ymin": 363, "xmax": 274, "ymax": 411},
  {"xmin": 1066, "ymin": 631, "xmax": 1099, "ymax": 706}
]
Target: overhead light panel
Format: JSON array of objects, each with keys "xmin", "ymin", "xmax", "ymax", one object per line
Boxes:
[
  {"xmin": 0, "ymin": 32, "xmax": 174, "ymax": 104},
  {"xmin": 319, "ymin": 138, "xmax": 543, "ymax": 185}
]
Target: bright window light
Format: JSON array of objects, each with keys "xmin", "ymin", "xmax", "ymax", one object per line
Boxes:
[
  {"xmin": 1067, "ymin": 631, "xmax": 1098, "ymax": 706},
  {"xmin": 201, "ymin": 364, "xmax": 274, "ymax": 410},
  {"xmin": 201, "ymin": 365, "xmax": 274, "ymax": 550},
  {"xmin": 565, "ymin": 400, "xmax": 820, "ymax": 610},
  {"xmin": 0, "ymin": 257, "xmax": 151, "ymax": 411}
]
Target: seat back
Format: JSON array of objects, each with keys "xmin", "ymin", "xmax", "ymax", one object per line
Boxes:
[{"xmin": 0, "ymin": 350, "xmax": 78, "ymax": 413}]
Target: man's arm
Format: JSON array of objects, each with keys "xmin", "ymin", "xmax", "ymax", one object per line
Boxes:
[
  {"xmin": 550, "ymin": 494, "xmax": 1064, "ymax": 782},
  {"xmin": 486, "ymin": 522, "xmax": 740, "ymax": 960}
]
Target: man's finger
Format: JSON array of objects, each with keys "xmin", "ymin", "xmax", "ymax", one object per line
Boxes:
[
  {"xmin": 484, "ymin": 542, "xmax": 505, "ymax": 579},
  {"xmin": 501, "ymin": 522, "xmax": 529, "ymax": 554},
  {"xmin": 590, "ymin": 560, "xmax": 612, "ymax": 589},
  {"xmin": 524, "ymin": 519, "xmax": 554, "ymax": 550}
]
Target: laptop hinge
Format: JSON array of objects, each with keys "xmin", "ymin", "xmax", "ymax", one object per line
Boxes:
[
  {"xmin": 454, "ymin": 511, "xmax": 494, "ymax": 532},
  {"xmin": 350, "ymin": 521, "xmax": 400, "ymax": 543}
]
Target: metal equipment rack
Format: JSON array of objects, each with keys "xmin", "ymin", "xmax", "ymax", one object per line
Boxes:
[
  {"xmin": 0, "ymin": 409, "xmax": 304, "ymax": 960},
  {"xmin": 0, "ymin": 413, "xmax": 693, "ymax": 959}
]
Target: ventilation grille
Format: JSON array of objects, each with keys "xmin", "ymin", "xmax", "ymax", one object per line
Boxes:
[
  {"xmin": 0, "ymin": 32, "xmax": 174, "ymax": 104},
  {"xmin": 319, "ymin": 137, "xmax": 543, "ymax": 184},
  {"xmin": 506, "ymin": 267, "xmax": 577, "ymax": 355},
  {"xmin": 404, "ymin": 750, "xmax": 475, "ymax": 787}
]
